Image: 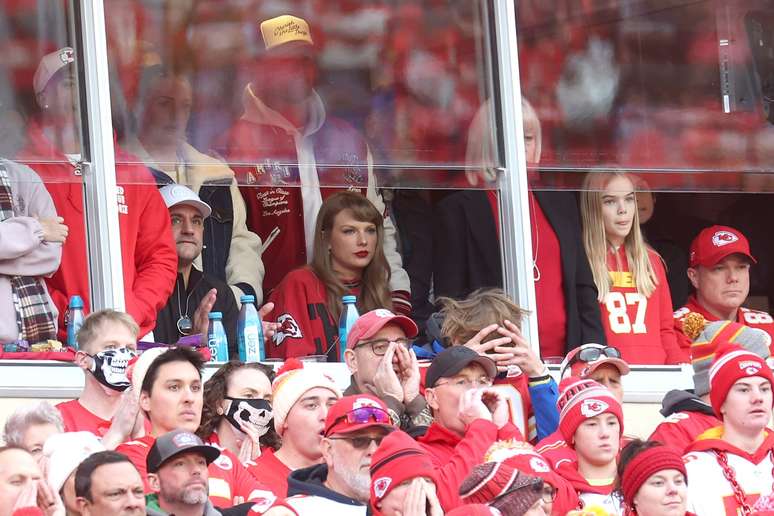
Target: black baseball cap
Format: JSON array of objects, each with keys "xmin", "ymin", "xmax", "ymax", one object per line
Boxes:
[
  {"xmin": 425, "ymin": 346, "xmax": 497, "ymax": 388},
  {"xmin": 146, "ymin": 429, "xmax": 220, "ymax": 473}
]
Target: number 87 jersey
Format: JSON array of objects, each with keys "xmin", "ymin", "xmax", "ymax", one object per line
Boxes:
[{"xmin": 599, "ymin": 247, "xmax": 687, "ymax": 365}]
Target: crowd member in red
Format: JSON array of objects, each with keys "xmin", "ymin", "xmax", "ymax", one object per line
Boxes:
[
  {"xmin": 219, "ymin": 14, "xmax": 410, "ymax": 312},
  {"xmin": 0, "ymin": 446, "xmax": 65, "ymax": 516},
  {"xmin": 56, "ymin": 310, "xmax": 146, "ymax": 447},
  {"xmin": 266, "ymin": 394, "xmax": 394, "ymax": 515},
  {"xmin": 368, "ymin": 430, "xmax": 442, "ymax": 516},
  {"xmin": 419, "ymin": 346, "xmax": 524, "ymax": 511},
  {"xmin": 483, "ymin": 439, "xmax": 580, "ymax": 515},
  {"xmin": 343, "ymin": 309, "xmax": 431, "ymax": 435},
  {"xmin": 267, "ymin": 192, "xmax": 393, "ymax": 359},
  {"xmin": 438, "ymin": 288, "xmax": 558, "ymax": 442},
  {"xmin": 463, "ymin": 98, "xmax": 606, "ymax": 356},
  {"xmin": 459, "ymin": 460, "xmax": 551, "ymax": 515},
  {"xmin": 145, "ymin": 430, "xmax": 227, "ymax": 516},
  {"xmin": 20, "ymin": 48, "xmax": 177, "ymax": 339},
  {"xmin": 684, "ymin": 343, "xmax": 774, "ymax": 514},
  {"xmin": 116, "ymin": 347, "xmax": 275, "ymax": 510},
  {"xmin": 127, "ymin": 65, "xmax": 264, "ymax": 305},
  {"xmin": 650, "ymin": 314, "xmax": 769, "ymax": 453},
  {"xmin": 581, "ymin": 171, "xmax": 686, "ymax": 364},
  {"xmin": 617, "ymin": 440, "xmax": 688, "ymax": 516},
  {"xmin": 197, "ymin": 361, "xmax": 278, "ymax": 465},
  {"xmin": 674, "ymin": 225, "xmax": 774, "ymax": 351},
  {"xmin": 537, "ymin": 343, "xmax": 630, "ymax": 469},
  {"xmin": 249, "ymin": 358, "xmax": 341, "ymax": 497},
  {"xmin": 553, "ymin": 377, "xmax": 625, "ymax": 514}
]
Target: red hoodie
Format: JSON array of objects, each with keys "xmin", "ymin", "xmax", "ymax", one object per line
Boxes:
[
  {"xmin": 555, "ymin": 461, "xmax": 621, "ymax": 513},
  {"xmin": 416, "ymin": 419, "xmax": 523, "ymax": 511},
  {"xmin": 18, "ymin": 123, "xmax": 177, "ymax": 337},
  {"xmin": 649, "ymin": 410, "xmax": 720, "ymax": 454}
]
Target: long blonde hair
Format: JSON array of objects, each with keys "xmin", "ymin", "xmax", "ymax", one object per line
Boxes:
[
  {"xmin": 310, "ymin": 192, "xmax": 392, "ymax": 321},
  {"xmin": 580, "ymin": 171, "xmax": 657, "ymax": 301}
]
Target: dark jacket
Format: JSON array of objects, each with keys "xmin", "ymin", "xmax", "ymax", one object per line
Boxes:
[
  {"xmin": 534, "ymin": 190, "xmax": 606, "ymax": 351},
  {"xmin": 154, "ymin": 269, "xmax": 239, "ymax": 356},
  {"xmin": 283, "ymin": 464, "xmax": 368, "ymax": 512}
]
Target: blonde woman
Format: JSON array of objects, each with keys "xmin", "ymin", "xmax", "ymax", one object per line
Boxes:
[
  {"xmin": 580, "ymin": 171, "xmax": 686, "ymax": 364},
  {"xmin": 266, "ymin": 191, "xmax": 392, "ymax": 360}
]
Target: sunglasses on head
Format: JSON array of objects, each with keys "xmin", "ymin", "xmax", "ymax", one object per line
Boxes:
[
  {"xmin": 328, "ymin": 406, "xmax": 391, "ymax": 435},
  {"xmin": 570, "ymin": 346, "xmax": 621, "ymax": 365}
]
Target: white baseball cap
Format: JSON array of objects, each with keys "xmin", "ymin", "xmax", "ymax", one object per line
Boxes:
[
  {"xmin": 34, "ymin": 47, "xmax": 75, "ymax": 97},
  {"xmin": 159, "ymin": 184, "xmax": 211, "ymax": 218}
]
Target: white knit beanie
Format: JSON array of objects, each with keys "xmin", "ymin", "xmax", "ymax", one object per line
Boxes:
[
  {"xmin": 271, "ymin": 358, "xmax": 341, "ymax": 435},
  {"xmin": 128, "ymin": 346, "xmax": 170, "ymax": 398},
  {"xmin": 43, "ymin": 431, "xmax": 105, "ymax": 492}
]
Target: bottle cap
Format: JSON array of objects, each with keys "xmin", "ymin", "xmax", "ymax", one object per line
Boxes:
[
  {"xmin": 208, "ymin": 312, "xmax": 223, "ymax": 320},
  {"xmin": 69, "ymin": 295, "xmax": 84, "ymax": 309},
  {"xmin": 342, "ymin": 295, "xmax": 357, "ymax": 304},
  {"xmin": 240, "ymin": 295, "xmax": 255, "ymax": 303}
]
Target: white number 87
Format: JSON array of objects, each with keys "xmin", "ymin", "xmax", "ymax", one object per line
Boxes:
[{"xmin": 605, "ymin": 292, "xmax": 648, "ymax": 334}]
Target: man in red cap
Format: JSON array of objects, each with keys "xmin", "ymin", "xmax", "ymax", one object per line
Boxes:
[
  {"xmin": 266, "ymin": 394, "xmax": 394, "ymax": 515},
  {"xmin": 674, "ymin": 225, "xmax": 774, "ymax": 352},
  {"xmin": 684, "ymin": 343, "xmax": 774, "ymax": 514},
  {"xmin": 536, "ymin": 343, "xmax": 630, "ymax": 469},
  {"xmin": 343, "ymin": 309, "xmax": 431, "ymax": 435}
]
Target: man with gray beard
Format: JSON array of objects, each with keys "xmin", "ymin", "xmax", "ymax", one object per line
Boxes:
[
  {"xmin": 264, "ymin": 395, "xmax": 395, "ymax": 515},
  {"xmin": 146, "ymin": 430, "xmax": 223, "ymax": 516}
]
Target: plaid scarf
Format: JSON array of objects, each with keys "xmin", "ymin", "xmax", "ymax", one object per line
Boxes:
[{"xmin": 0, "ymin": 165, "xmax": 57, "ymax": 344}]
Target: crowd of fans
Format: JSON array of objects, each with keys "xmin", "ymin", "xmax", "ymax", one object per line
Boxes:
[{"xmin": 2, "ymin": 2, "xmax": 774, "ymax": 515}]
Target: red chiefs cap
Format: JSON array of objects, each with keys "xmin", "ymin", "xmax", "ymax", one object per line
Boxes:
[
  {"xmin": 324, "ymin": 394, "xmax": 394, "ymax": 437},
  {"xmin": 346, "ymin": 309, "xmax": 419, "ymax": 350},
  {"xmin": 689, "ymin": 225, "xmax": 756, "ymax": 268}
]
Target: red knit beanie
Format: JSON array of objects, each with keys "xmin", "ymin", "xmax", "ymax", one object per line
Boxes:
[
  {"xmin": 620, "ymin": 445, "xmax": 686, "ymax": 508},
  {"xmin": 709, "ymin": 343, "xmax": 774, "ymax": 419},
  {"xmin": 557, "ymin": 377, "xmax": 624, "ymax": 444},
  {"xmin": 369, "ymin": 430, "xmax": 436, "ymax": 511}
]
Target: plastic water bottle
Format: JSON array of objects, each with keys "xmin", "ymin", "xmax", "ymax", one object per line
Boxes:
[
  {"xmin": 66, "ymin": 295, "xmax": 85, "ymax": 350},
  {"xmin": 207, "ymin": 312, "xmax": 229, "ymax": 362},
  {"xmin": 338, "ymin": 295, "xmax": 359, "ymax": 362},
  {"xmin": 237, "ymin": 295, "xmax": 265, "ymax": 362}
]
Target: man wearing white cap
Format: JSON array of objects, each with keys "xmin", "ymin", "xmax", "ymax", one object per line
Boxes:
[
  {"xmin": 18, "ymin": 47, "xmax": 177, "ymax": 340},
  {"xmin": 154, "ymin": 184, "xmax": 238, "ymax": 350},
  {"xmin": 219, "ymin": 14, "xmax": 410, "ymax": 313}
]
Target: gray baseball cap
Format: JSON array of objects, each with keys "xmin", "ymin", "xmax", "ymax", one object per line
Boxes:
[{"xmin": 146, "ymin": 429, "xmax": 220, "ymax": 473}]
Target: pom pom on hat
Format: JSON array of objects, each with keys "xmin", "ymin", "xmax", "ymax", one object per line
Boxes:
[
  {"xmin": 271, "ymin": 357, "xmax": 341, "ymax": 435},
  {"xmin": 686, "ymin": 313, "xmax": 771, "ymax": 397}
]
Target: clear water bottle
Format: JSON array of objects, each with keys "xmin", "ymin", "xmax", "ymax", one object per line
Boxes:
[
  {"xmin": 207, "ymin": 312, "xmax": 229, "ymax": 362},
  {"xmin": 237, "ymin": 295, "xmax": 265, "ymax": 362},
  {"xmin": 66, "ymin": 295, "xmax": 85, "ymax": 350},
  {"xmin": 338, "ymin": 295, "xmax": 359, "ymax": 362}
]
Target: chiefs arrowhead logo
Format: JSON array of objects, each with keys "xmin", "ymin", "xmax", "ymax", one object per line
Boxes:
[
  {"xmin": 739, "ymin": 360, "xmax": 762, "ymax": 376},
  {"xmin": 712, "ymin": 230, "xmax": 739, "ymax": 247},
  {"xmin": 373, "ymin": 477, "xmax": 391, "ymax": 499},
  {"xmin": 580, "ymin": 399, "xmax": 608, "ymax": 418},
  {"xmin": 273, "ymin": 314, "xmax": 302, "ymax": 346},
  {"xmin": 353, "ymin": 397, "xmax": 381, "ymax": 410},
  {"xmin": 529, "ymin": 456, "xmax": 550, "ymax": 473}
]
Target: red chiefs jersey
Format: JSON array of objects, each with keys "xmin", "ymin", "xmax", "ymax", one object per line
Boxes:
[
  {"xmin": 116, "ymin": 435, "xmax": 276, "ymax": 509},
  {"xmin": 674, "ymin": 295, "xmax": 774, "ymax": 354},
  {"xmin": 649, "ymin": 410, "xmax": 720, "ymax": 454},
  {"xmin": 599, "ymin": 247, "xmax": 686, "ymax": 364}
]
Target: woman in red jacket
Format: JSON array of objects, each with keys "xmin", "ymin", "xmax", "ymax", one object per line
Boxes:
[
  {"xmin": 580, "ymin": 171, "xmax": 686, "ymax": 365},
  {"xmin": 267, "ymin": 191, "xmax": 393, "ymax": 359}
]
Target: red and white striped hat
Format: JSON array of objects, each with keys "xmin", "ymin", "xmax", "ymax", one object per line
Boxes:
[
  {"xmin": 557, "ymin": 377, "xmax": 623, "ymax": 443},
  {"xmin": 709, "ymin": 343, "xmax": 774, "ymax": 419}
]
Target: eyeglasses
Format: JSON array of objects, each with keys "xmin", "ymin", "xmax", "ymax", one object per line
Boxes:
[
  {"xmin": 570, "ymin": 346, "xmax": 621, "ymax": 365},
  {"xmin": 328, "ymin": 434, "xmax": 387, "ymax": 450},
  {"xmin": 353, "ymin": 337, "xmax": 412, "ymax": 356},
  {"xmin": 434, "ymin": 376, "xmax": 494, "ymax": 390}
]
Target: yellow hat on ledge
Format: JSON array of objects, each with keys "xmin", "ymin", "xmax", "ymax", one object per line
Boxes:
[{"xmin": 260, "ymin": 14, "xmax": 314, "ymax": 51}]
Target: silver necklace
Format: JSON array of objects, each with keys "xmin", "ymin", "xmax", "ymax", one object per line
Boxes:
[
  {"xmin": 530, "ymin": 193, "xmax": 540, "ymax": 281},
  {"xmin": 176, "ymin": 276, "xmax": 193, "ymax": 335}
]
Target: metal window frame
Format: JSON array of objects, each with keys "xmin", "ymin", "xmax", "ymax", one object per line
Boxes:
[{"xmin": 79, "ymin": 0, "xmax": 125, "ymax": 312}]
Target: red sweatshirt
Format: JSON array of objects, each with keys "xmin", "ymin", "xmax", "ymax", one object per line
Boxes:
[
  {"xmin": 19, "ymin": 123, "xmax": 177, "ymax": 337},
  {"xmin": 649, "ymin": 410, "xmax": 720, "ymax": 454},
  {"xmin": 674, "ymin": 295, "xmax": 774, "ymax": 355},
  {"xmin": 116, "ymin": 435, "xmax": 276, "ymax": 508},
  {"xmin": 416, "ymin": 419, "xmax": 523, "ymax": 511},
  {"xmin": 600, "ymin": 247, "xmax": 686, "ymax": 364}
]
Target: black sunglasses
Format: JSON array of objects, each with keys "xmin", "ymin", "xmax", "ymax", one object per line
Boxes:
[{"xmin": 571, "ymin": 346, "xmax": 621, "ymax": 365}]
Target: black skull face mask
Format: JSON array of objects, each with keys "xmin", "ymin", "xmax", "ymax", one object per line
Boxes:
[
  {"xmin": 224, "ymin": 398, "xmax": 273, "ymax": 437},
  {"xmin": 89, "ymin": 348, "xmax": 137, "ymax": 391}
]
